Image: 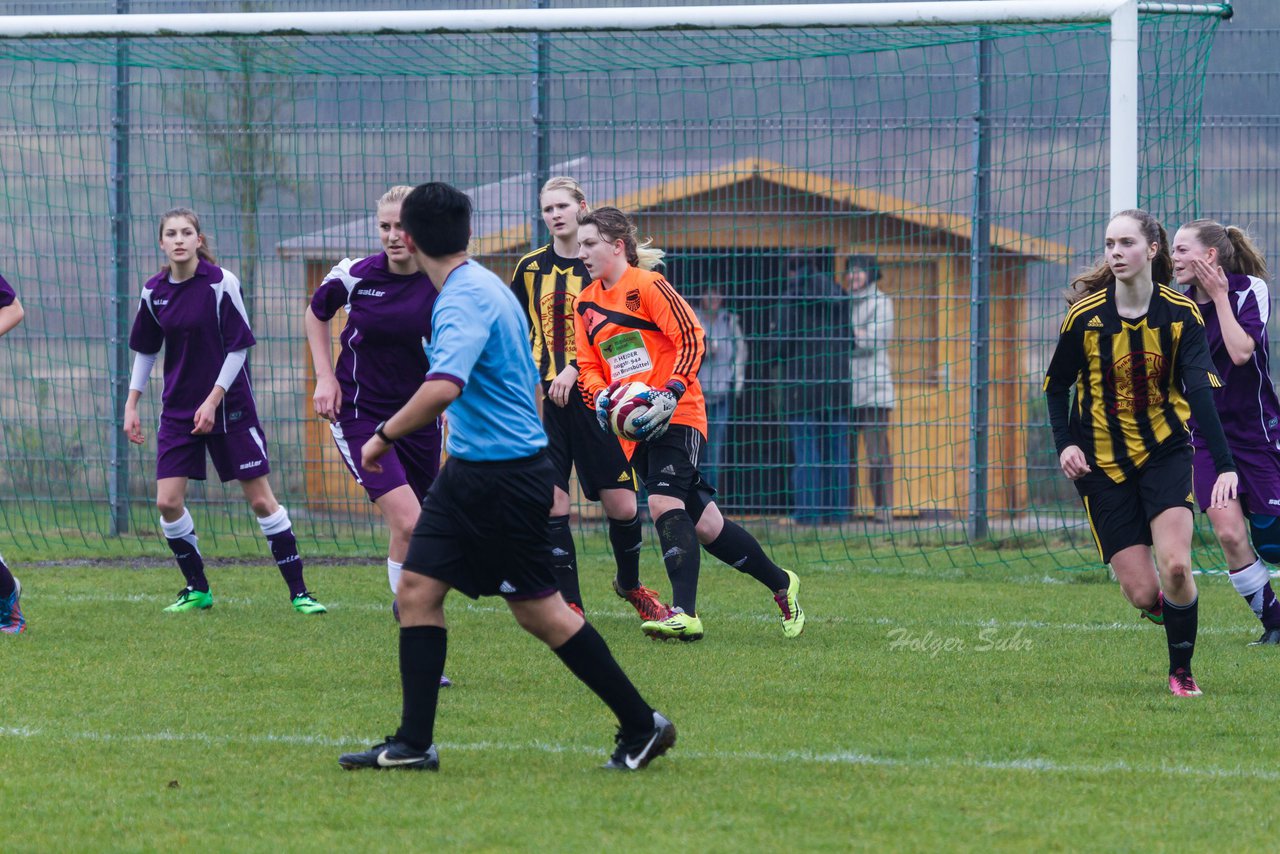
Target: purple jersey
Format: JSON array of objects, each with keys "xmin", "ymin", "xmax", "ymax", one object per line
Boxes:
[
  {"xmin": 309, "ymin": 252, "xmax": 438, "ymax": 423},
  {"xmin": 0, "ymin": 273, "xmax": 15, "ymax": 307},
  {"xmin": 129, "ymin": 259, "xmax": 258, "ymax": 434},
  {"xmin": 1187, "ymin": 273, "xmax": 1280, "ymax": 451}
]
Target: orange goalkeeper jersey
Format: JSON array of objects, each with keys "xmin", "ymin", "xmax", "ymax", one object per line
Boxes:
[{"xmin": 575, "ymin": 265, "xmax": 707, "ymax": 457}]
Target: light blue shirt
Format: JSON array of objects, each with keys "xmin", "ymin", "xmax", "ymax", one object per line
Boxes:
[{"xmin": 424, "ymin": 260, "xmax": 547, "ymax": 461}]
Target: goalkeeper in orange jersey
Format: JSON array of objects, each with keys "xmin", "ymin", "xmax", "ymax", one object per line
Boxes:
[{"xmin": 573, "ymin": 206, "xmax": 805, "ymax": 641}]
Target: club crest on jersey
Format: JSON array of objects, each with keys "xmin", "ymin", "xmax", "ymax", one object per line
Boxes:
[
  {"xmin": 538, "ymin": 291, "xmax": 576, "ymax": 353},
  {"xmin": 1107, "ymin": 350, "xmax": 1167, "ymax": 413},
  {"xmin": 625, "ymin": 289, "xmax": 641, "ymax": 311}
]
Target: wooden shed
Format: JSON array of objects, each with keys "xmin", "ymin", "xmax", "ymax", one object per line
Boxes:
[{"xmin": 279, "ymin": 157, "xmax": 1068, "ymax": 519}]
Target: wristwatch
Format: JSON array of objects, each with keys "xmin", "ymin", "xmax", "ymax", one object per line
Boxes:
[{"xmin": 374, "ymin": 421, "xmax": 396, "ymax": 445}]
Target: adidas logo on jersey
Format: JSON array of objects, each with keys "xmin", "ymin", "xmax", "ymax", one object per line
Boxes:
[
  {"xmin": 1087, "ymin": 316, "xmax": 1104, "ymax": 328},
  {"xmin": 526, "ymin": 260, "xmax": 539, "ymax": 271},
  {"xmin": 660, "ymin": 465, "xmax": 676, "ymax": 475},
  {"xmin": 499, "ymin": 581, "xmax": 516, "ymax": 594}
]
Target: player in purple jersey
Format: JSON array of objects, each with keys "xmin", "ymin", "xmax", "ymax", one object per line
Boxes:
[
  {"xmin": 306, "ymin": 186, "xmax": 444, "ymax": 599},
  {"xmin": 1175, "ymin": 219, "xmax": 1280, "ymax": 645},
  {"xmin": 124, "ymin": 208, "xmax": 326, "ymax": 615},
  {"xmin": 510, "ymin": 176, "xmax": 664, "ymax": 623},
  {"xmin": 0, "ymin": 274, "xmax": 26, "ymax": 634},
  {"xmin": 305, "ymin": 187, "xmax": 452, "ymax": 686}
]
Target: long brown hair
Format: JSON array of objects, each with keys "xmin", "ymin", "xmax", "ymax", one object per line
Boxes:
[
  {"xmin": 1180, "ymin": 218, "xmax": 1270, "ymax": 280},
  {"xmin": 1066, "ymin": 208, "xmax": 1170, "ymax": 305},
  {"xmin": 576, "ymin": 206, "xmax": 665, "ymax": 271},
  {"xmin": 158, "ymin": 207, "xmax": 216, "ymax": 274}
]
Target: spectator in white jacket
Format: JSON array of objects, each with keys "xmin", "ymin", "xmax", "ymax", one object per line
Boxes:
[
  {"xmin": 844, "ymin": 256, "xmax": 896, "ymax": 523},
  {"xmin": 698, "ymin": 286, "xmax": 747, "ymax": 489}
]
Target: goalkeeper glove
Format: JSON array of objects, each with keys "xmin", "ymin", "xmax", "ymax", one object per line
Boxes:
[
  {"xmin": 595, "ymin": 381, "xmax": 621, "ymax": 433},
  {"xmin": 631, "ymin": 380, "xmax": 685, "ymax": 440}
]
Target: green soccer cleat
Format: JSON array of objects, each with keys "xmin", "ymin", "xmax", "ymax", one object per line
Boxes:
[
  {"xmin": 291, "ymin": 592, "xmax": 328, "ymax": 615},
  {"xmin": 641, "ymin": 607, "xmax": 704, "ymax": 642},
  {"xmin": 774, "ymin": 569, "xmax": 806, "ymax": 638},
  {"xmin": 163, "ymin": 587, "xmax": 213, "ymax": 613}
]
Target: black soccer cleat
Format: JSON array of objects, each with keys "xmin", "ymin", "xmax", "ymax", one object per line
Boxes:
[
  {"xmin": 338, "ymin": 736, "xmax": 439, "ymax": 771},
  {"xmin": 1249, "ymin": 627, "xmax": 1280, "ymax": 646},
  {"xmin": 603, "ymin": 711, "xmax": 676, "ymax": 771}
]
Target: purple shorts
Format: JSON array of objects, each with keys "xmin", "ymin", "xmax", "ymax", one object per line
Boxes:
[
  {"xmin": 156, "ymin": 425, "xmax": 271, "ymax": 482},
  {"xmin": 1193, "ymin": 442, "xmax": 1280, "ymax": 516},
  {"xmin": 330, "ymin": 417, "xmax": 442, "ymax": 502}
]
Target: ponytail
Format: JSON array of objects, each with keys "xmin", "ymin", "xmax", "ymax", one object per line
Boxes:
[{"xmin": 1183, "ymin": 218, "xmax": 1270, "ymax": 280}]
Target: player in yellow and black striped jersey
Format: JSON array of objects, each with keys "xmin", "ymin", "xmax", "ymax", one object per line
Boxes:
[
  {"xmin": 508, "ymin": 177, "xmax": 662, "ymax": 624},
  {"xmin": 1044, "ymin": 209, "xmax": 1238, "ymax": 698}
]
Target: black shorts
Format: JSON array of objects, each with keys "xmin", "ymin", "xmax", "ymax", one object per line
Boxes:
[
  {"xmin": 403, "ymin": 451, "xmax": 558, "ymax": 600},
  {"xmin": 543, "ymin": 391, "xmax": 635, "ymax": 500},
  {"xmin": 1075, "ymin": 441, "xmax": 1194, "ymax": 564},
  {"xmin": 632, "ymin": 423, "xmax": 717, "ymax": 524}
]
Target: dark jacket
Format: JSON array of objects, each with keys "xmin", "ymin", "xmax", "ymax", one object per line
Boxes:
[{"xmin": 770, "ymin": 265, "xmax": 854, "ymax": 416}]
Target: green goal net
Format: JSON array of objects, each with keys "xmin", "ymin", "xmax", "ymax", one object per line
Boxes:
[{"xmin": 0, "ymin": 4, "xmax": 1226, "ymax": 570}]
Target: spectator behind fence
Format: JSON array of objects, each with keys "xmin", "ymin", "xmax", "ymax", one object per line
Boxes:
[
  {"xmin": 697, "ymin": 286, "xmax": 747, "ymax": 489},
  {"xmin": 772, "ymin": 255, "xmax": 852, "ymax": 526},
  {"xmin": 844, "ymin": 255, "xmax": 897, "ymax": 524}
]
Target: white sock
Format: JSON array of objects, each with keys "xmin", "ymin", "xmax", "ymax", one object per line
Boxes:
[
  {"xmin": 257, "ymin": 505, "xmax": 291, "ymax": 537},
  {"xmin": 387, "ymin": 559, "xmax": 403, "ymax": 594},
  {"xmin": 160, "ymin": 509, "xmax": 200, "ymax": 552}
]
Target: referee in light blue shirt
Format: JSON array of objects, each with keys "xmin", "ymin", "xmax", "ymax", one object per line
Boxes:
[{"xmin": 338, "ymin": 182, "xmax": 675, "ymax": 773}]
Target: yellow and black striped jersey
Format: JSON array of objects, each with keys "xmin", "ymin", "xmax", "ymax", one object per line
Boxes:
[
  {"xmin": 510, "ymin": 244, "xmax": 590, "ymax": 384},
  {"xmin": 1044, "ymin": 284, "xmax": 1223, "ymax": 484}
]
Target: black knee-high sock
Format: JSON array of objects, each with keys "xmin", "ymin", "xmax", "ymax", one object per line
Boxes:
[
  {"xmin": 655, "ymin": 509, "xmax": 701, "ymax": 614},
  {"xmin": 608, "ymin": 515, "xmax": 643, "ymax": 590},
  {"xmin": 266, "ymin": 528, "xmax": 308, "ymax": 598},
  {"xmin": 395, "ymin": 625, "xmax": 447, "ymax": 750},
  {"xmin": 0, "ymin": 555, "xmax": 15, "ymax": 599},
  {"xmin": 1163, "ymin": 595, "xmax": 1198, "ymax": 674},
  {"xmin": 161, "ymin": 511, "xmax": 208, "ymax": 593},
  {"xmin": 553, "ymin": 622, "xmax": 653, "ymax": 734},
  {"xmin": 548, "ymin": 515, "xmax": 582, "ymax": 608},
  {"xmin": 703, "ymin": 518, "xmax": 789, "ymax": 591}
]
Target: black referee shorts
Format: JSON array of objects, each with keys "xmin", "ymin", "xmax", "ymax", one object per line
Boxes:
[
  {"xmin": 544, "ymin": 391, "xmax": 635, "ymax": 500},
  {"xmin": 1076, "ymin": 441, "xmax": 1194, "ymax": 564},
  {"xmin": 403, "ymin": 450, "xmax": 558, "ymax": 600}
]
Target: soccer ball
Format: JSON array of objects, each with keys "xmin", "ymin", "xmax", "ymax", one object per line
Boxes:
[{"xmin": 607, "ymin": 380, "xmax": 653, "ymax": 441}]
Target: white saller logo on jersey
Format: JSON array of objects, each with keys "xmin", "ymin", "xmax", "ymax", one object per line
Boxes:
[{"xmin": 356, "ymin": 288, "xmax": 386, "ymax": 297}]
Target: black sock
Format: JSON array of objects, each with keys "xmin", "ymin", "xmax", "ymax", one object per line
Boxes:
[
  {"xmin": 608, "ymin": 515, "xmax": 643, "ymax": 590},
  {"xmin": 165, "ymin": 538, "xmax": 208, "ymax": 592},
  {"xmin": 266, "ymin": 528, "xmax": 308, "ymax": 599},
  {"xmin": 0, "ymin": 556, "xmax": 15, "ymax": 599},
  {"xmin": 553, "ymin": 622, "xmax": 653, "ymax": 734},
  {"xmin": 394, "ymin": 625, "xmax": 447, "ymax": 750},
  {"xmin": 655, "ymin": 509, "xmax": 701, "ymax": 614},
  {"xmin": 1163, "ymin": 595, "xmax": 1198, "ymax": 674},
  {"xmin": 703, "ymin": 518, "xmax": 789, "ymax": 591},
  {"xmin": 548, "ymin": 515, "xmax": 582, "ymax": 608}
]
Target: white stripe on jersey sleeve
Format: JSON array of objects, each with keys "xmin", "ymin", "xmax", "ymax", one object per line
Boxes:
[
  {"xmin": 1241, "ymin": 275, "xmax": 1271, "ymax": 326},
  {"xmin": 141, "ymin": 286, "xmax": 158, "ymax": 321},
  {"xmin": 214, "ymin": 269, "xmax": 253, "ymax": 330},
  {"xmin": 321, "ymin": 257, "xmax": 362, "ymax": 304}
]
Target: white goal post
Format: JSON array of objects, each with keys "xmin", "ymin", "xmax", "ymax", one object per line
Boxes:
[{"xmin": 0, "ymin": 1, "xmax": 1232, "ymax": 214}]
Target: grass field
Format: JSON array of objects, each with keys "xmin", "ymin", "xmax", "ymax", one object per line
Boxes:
[{"xmin": 4, "ymin": 544, "xmax": 1279, "ymax": 852}]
